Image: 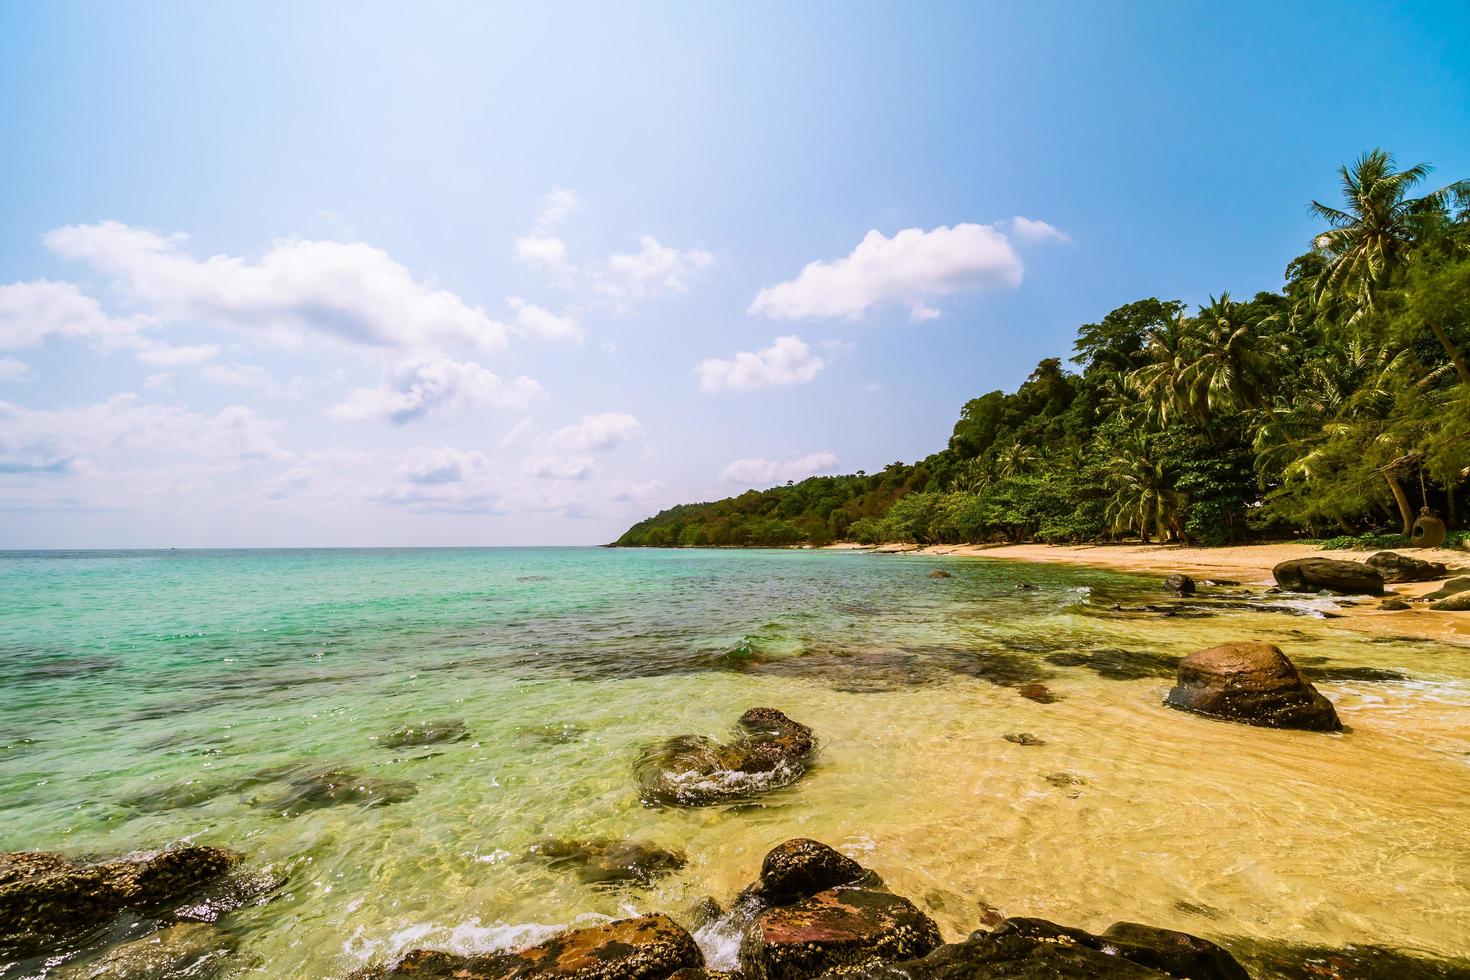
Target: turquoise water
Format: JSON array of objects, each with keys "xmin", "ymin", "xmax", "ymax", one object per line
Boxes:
[{"xmin": 3, "ymin": 548, "xmax": 1469, "ymax": 977}]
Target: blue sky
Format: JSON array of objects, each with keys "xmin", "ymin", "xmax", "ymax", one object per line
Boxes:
[{"xmin": 1, "ymin": 1, "xmax": 1466, "ymax": 547}]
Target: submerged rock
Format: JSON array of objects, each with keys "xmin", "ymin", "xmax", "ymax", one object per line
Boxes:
[
  {"xmin": 1379, "ymin": 597, "xmax": 1412, "ymax": 611},
  {"xmin": 1229, "ymin": 937, "xmax": 1470, "ymax": 979},
  {"xmin": 635, "ymin": 708, "xmax": 815, "ymax": 807},
  {"xmin": 830, "ymin": 917, "xmax": 1248, "ymax": 979},
  {"xmin": 53, "ymin": 922, "xmax": 237, "ymax": 980},
  {"xmin": 1016, "ymin": 683, "xmax": 1059, "ymax": 704},
  {"xmin": 1272, "ymin": 558, "xmax": 1384, "ymax": 595},
  {"xmin": 0, "ymin": 846, "xmax": 240, "ymax": 957},
  {"xmin": 378, "ymin": 718, "xmax": 469, "ymax": 749},
  {"xmin": 1165, "ymin": 642, "xmax": 1341, "ymax": 731},
  {"xmin": 259, "ymin": 766, "xmax": 418, "ymax": 815},
  {"xmin": 364, "ymin": 913, "xmax": 703, "ymax": 979},
  {"xmin": 519, "ymin": 722, "xmax": 588, "ymax": 744},
  {"xmin": 528, "ymin": 837, "xmax": 687, "ymax": 886},
  {"xmin": 1045, "ymin": 648, "xmax": 1180, "ymax": 681},
  {"xmin": 740, "ymin": 888, "xmax": 942, "ymax": 980},
  {"xmin": 1365, "ymin": 551, "xmax": 1447, "ymax": 583},
  {"xmin": 1164, "ymin": 574, "xmax": 1196, "ymax": 596},
  {"xmin": 1002, "ymin": 733, "xmax": 1046, "ymax": 746},
  {"xmin": 928, "ymin": 570, "xmax": 952, "ymax": 579}
]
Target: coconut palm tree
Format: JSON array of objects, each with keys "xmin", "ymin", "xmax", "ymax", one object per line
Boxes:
[
  {"xmin": 1181, "ymin": 293, "xmax": 1285, "ymax": 422},
  {"xmin": 1311, "ymin": 149, "xmax": 1470, "ymax": 384},
  {"xmin": 1128, "ymin": 313, "xmax": 1194, "ymax": 425}
]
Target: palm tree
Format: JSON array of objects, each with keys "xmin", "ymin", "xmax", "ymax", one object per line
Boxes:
[
  {"xmin": 1128, "ymin": 313, "xmax": 1194, "ymax": 425},
  {"xmin": 1100, "ymin": 433, "xmax": 1180, "ymax": 543},
  {"xmin": 1311, "ymin": 149, "xmax": 1470, "ymax": 384},
  {"xmin": 1181, "ymin": 293, "xmax": 1285, "ymax": 422}
]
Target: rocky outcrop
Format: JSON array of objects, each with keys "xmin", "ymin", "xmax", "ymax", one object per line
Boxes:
[
  {"xmin": 1365, "ymin": 551, "xmax": 1447, "ymax": 583},
  {"xmin": 740, "ymin": 888, "xmax": 942, "ymax": 980},
  {"xmin": 1271, "ymin": 557, "xmax": 1384, "ymax": 595},
  {"xmin": 635, "ymin": 708, "xmax": 815, "ymax": 807},
  {"xmin": 378, "ymin": 718, "xmax": 470, "ymax": 748},
  {"xmin": 826, "ymin": 917, "xmax": 1248, "ymax": 979},
  {"xmin": 1164, "ymin": 574, "xmax": 1195, "ymax": 596},
  {"xmin": 528, "ymin": 838, "xmax": 687, "ymax": 886},
  {"xmin": 0, "ymin": 846, "xmax": 240, "ymax": 957},
  {"xmin": 363, "ymin": 913, "xmax": 703, "ymax": 979},
  {"xmin": 1164, "ymin": 642, "xmax": 1341, "ymax": 731},
  {"xmin": 747, "ymin": 839, "xmax": 874, "ymax": 905},
  {"xmin": 1430, "ymin": 592, "xmax": 1470, "ymax": 611},
  {"xmin": 53, "ymin": 923, "xmax": 237, "ymax": 980}
]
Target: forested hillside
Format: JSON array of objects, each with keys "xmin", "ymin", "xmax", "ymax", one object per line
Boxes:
[{"xmin": 615, "ymin": 151, "xmax": 1470, "ymax": 548}]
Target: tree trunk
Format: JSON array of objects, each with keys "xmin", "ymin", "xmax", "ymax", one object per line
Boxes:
[
  {"xmin": 1427, "ymin": 321, "xmax": 1470, "ymax": 386},
  {"xmin": 1384, "ymin": 471, "xmax": 1414, "ymax": 537}
]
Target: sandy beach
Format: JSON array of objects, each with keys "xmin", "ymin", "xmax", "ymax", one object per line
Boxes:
[{"xmin": 826, "ymin": 540, "xmax": 1470, "ymax": 643}]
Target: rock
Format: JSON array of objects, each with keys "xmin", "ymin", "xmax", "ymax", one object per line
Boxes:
[
  {"xmin": 378, "ymin": 718, "xmax": 469, "ymax": 748},
  {"xmin": 53, "ymin": 922, "xmax": 237, "ymax": 980},
  {"xmin": 1042, "ymin": 772, "xmax": 1084, "ymax": 788},
  {"xmin": 740, "ymin": 888, "xmax": 942, "ymax": 980},
  {"xmin": 928, "ymin": 570, "xmax": 952, "ymax": 579},
  {"xmin": 370, "ymin": 913, "xmax": 703, "ymax": 979},
  {"xmin": 1365, "ymin": 551, "xmax": 1447, "ymax": 583},
  {"xmin": 1164, "ymin": 574, "xmax": 1195, "ymax": 596},
  {"xmin": 528, "ymin": 838, "xmax": 687, "ymax": 886},
  {"xmin": 635, "ymin": 708, "xmax": 815, "ymax": 807},
  {"xmin": 1016, "ymin": 684, "xmax": 1059, "ymax": 704},
  {"xmin": 1421, "ymin": 577, "xmax": 1470, "ymax": 601},
  {"xmin": 1165, "ymin": 642, "xmax": 1341, "ymax": 731},
  {"xmin": 1002, "ymin": 733, "xmax": 1045, "ymax": 746},
  {"xmin": 829, "ymin": 917, "xmax": 1248, "ymax": 979},
  {"xmin": 259, "ymin": 767, "xmax": 418, "ymax": 814},
  {"xmin": 1430, "ymin": 592, "xmax": 1470, "ymax": 611},
  {"xmin": 1013, "ymin": 583, "xmax": 1038, "ymax": 591},
  {"xmin": 668, "ymin": 971, "xmax": 739, "ymax": 980},
  {"xmin": 169, "ymin": 861, "xmax": 289, "ymax": 922},
  {"xmin": 1272, "ymin": 558, "xmax": 1384, "ymax": 595},
  {"xmin": 751, "ymin": 839, "xmax": 871, "ymax": 906},
  {"xmin": 1379, "ymin": 597, "xmax": 1411, "ymax": 611},
  {"xmin": 0, "ymin": 846, "xmax": 241, "ymax": 957}
]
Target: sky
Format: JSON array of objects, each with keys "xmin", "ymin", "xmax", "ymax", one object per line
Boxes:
[{"xmin": 1, "ymin": 1, "xmax": 1467, "ymax": 548}]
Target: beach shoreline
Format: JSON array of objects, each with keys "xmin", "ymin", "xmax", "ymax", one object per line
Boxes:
[{"xmin": 823, "ymin": 540, "xmax": 1470, "ymax": 643}]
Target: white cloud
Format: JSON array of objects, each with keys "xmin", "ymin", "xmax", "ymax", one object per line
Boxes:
[
  {"xmin": 330, "ymin": 358, "xmax": 543, "ymax": 424},
  {"xmin": 132, "ymin": 340, "xmax": 219, "ymax": 366},
  {"xmin": 550, "ymin": 411, "xmax": 642, "ymax": 452},
  {"xmin": 525, "ymin": 454, "xmax": 594, "ymax": 480},
  {"xmin": 515, "ymin": 235, "xmax": 569, "ymax": 274},
  {"xmin": 0, "ymin": 358, "xmax": 33, "ymax": 382},
  {"xmin": 201, "ymin": 362, "xmax": 307, "ymax": 399},
  {"xmin": 0, "ymin": 280, "xmax": 146, "ymax": 350},
  {"xmin": 397, "ymin": 446, "xmax": 491, "ymax": 485},
  {"xmin": 594, "ymin": 236, "xmax": 713, "ymax": 301},
  {"xmin": 144, "ymin": 372, "xmax": 174, "ymax": 389},
  {"xmin": 534, "ymin": 187, "xmax": 579, "ymax": 231},
  {"xmin": 0, "ymin": 394, "xmax": 287, "ymax": 476},
  {"xmin": 696, "ymin": 335, "xmax": 825, "ymax": 393},
  {"xmin": 749, "ymin": 223, "xmax": 1024, "ymax": 321},
  {"xmin": 507, "ymin": 296, "xmax": 583, "ymax": 342},
  {"xmin": 44, "ymin": 221, "xmax": 510, "ymax": 353},
  {"xmin": 1008, "ymin": 216, "xmax": 1071, "ymax": 244},
  {"xmin": 514, "ymin": 188, "xmax": 579, "ymax": 279},
  {"xmin": 721, "ymin": 450, "xmax": 841, "ymax": 486}
]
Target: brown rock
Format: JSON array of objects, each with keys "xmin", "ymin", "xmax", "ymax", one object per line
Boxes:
[
  {"xmin": 1430, "ymin": 592, "xmax": 1470, "ymax": 611},
  {"xmin": 1165, "ymin": 642, "xmax": 1340, "ymax": 731},
  {"xmin": 1272, "ymin": 558, "xmax": 1383, "ymax": 595},
  {"xmin": 635, "ymin": 708, "xmax": 815, "ymax": 807},
  {"xmin": 1365, "ymin": 551, "xmax": 1447, "ymax": 583},
  {"xmin": 740, "ymin": 888, "xmax": 941, "ymax": 980},
  {"xmin": 753, "ymin": 839, "xmax": 871, "ymax": 905}
]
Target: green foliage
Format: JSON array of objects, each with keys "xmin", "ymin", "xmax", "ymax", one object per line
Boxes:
[{"xmin": 615, "ymin": 150, "xmax": 1469, "ymax": 549}]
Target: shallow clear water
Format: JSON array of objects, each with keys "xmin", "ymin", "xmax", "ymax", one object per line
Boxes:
[{"xmin": 2, "ymin": 547, "xmax": 1468, "ymax": 978}]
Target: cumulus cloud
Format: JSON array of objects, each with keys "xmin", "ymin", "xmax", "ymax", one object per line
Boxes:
[
  {"xmin": 330, "ymin": 358, "xmax": 544, "ymax": 424},
  {"xmin": 593, "ymin": 236, "xmax": 713, "ymax": 301},
  {"xmin": 696, "ymin": 335, "xmax": 825, "ymax": 393},
  {"xmin": 397, "ymin": 446, "xmax": 490, "ymax": 485},
  {"xmin": 1008, "ymin": 216, "xmax": 1071, "ymax": 243},
  {"xmin": 0, "ymin": 394, "xmax": 287, "ymax": 476},
  {"xmin": 0, "ymin": 280, "xmax": 146, "ymax": 350},
  {"xmin": 507, "ymin": 296, "xmax": 583, "ymax": 342},
  {"xmin": 524, "ymin": 454, "xmax": 594, "ymax": 480},
  {"xmin": 44, "ymin": 221, "xmax": 510, "ymax": 353},
  {"xmin": 720, "ymin": 451, "xmax": 841, "ymax": 486},
  {"xmin": 0, "ymin": 358, "xmax": 33, "ymax": 382},
  {"xmin": 549, "ymin": 412, "xmax": 643, "ymax": 452},
  {"xmin": 132, "ymin": 340, "xmax": 219, "ymax": 366},
  {"xmin": 749, "ymin": 223, "xmax": 1024, "ymax": 322}
]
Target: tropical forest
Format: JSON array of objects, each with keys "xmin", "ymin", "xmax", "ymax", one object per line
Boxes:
[{"xmin": 616, "ymin": 151, "xmax": 1470, "ymax": 549}]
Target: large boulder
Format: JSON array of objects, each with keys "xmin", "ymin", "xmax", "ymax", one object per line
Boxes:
[
  {"xmin": 825, "ymin": 917, "xmax": 1248, "ymax": 979},
  {"xmin": 748, "ymin": 839, "xmax": 874, "ymax": 905},
  {"xmin": 528, "ymin": 838, "xmax": 687, "ymax": 886},
  {"xmin": 0, "ymin": 847, "xmax": 241, "ymax": 957},
  {"xmin": 1430, "ymin": 593, "xmax": 1470, "ymax": 611},
  {"xmin": 1365, "ymin": 551, "xmax": 1447, "ymax": 583},
  {"xmin": 1164, "ymin": 642, "xmax": 1341, "ymax": 731},
  {"xmin": 365, "ymin": 914, "xmax": 703, "ymax": 979},
  {"xmin": 1422, "ymin": 577, "xmax": 1470, "ymax": 601},
  {"xmin": 1272, "ymin": 557, "xmax": 1384, "ymax": 595},
  {"xmin": 1163, "ymin": 574, "xmax": 1195, "ymax": 596},
  {"xmin": 740, "ymin": 888, "xmax": 942, "ymax": 980},
  {"xmin": 635, "ymin": 708, "xmax": 815, "ymax": 807}
]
